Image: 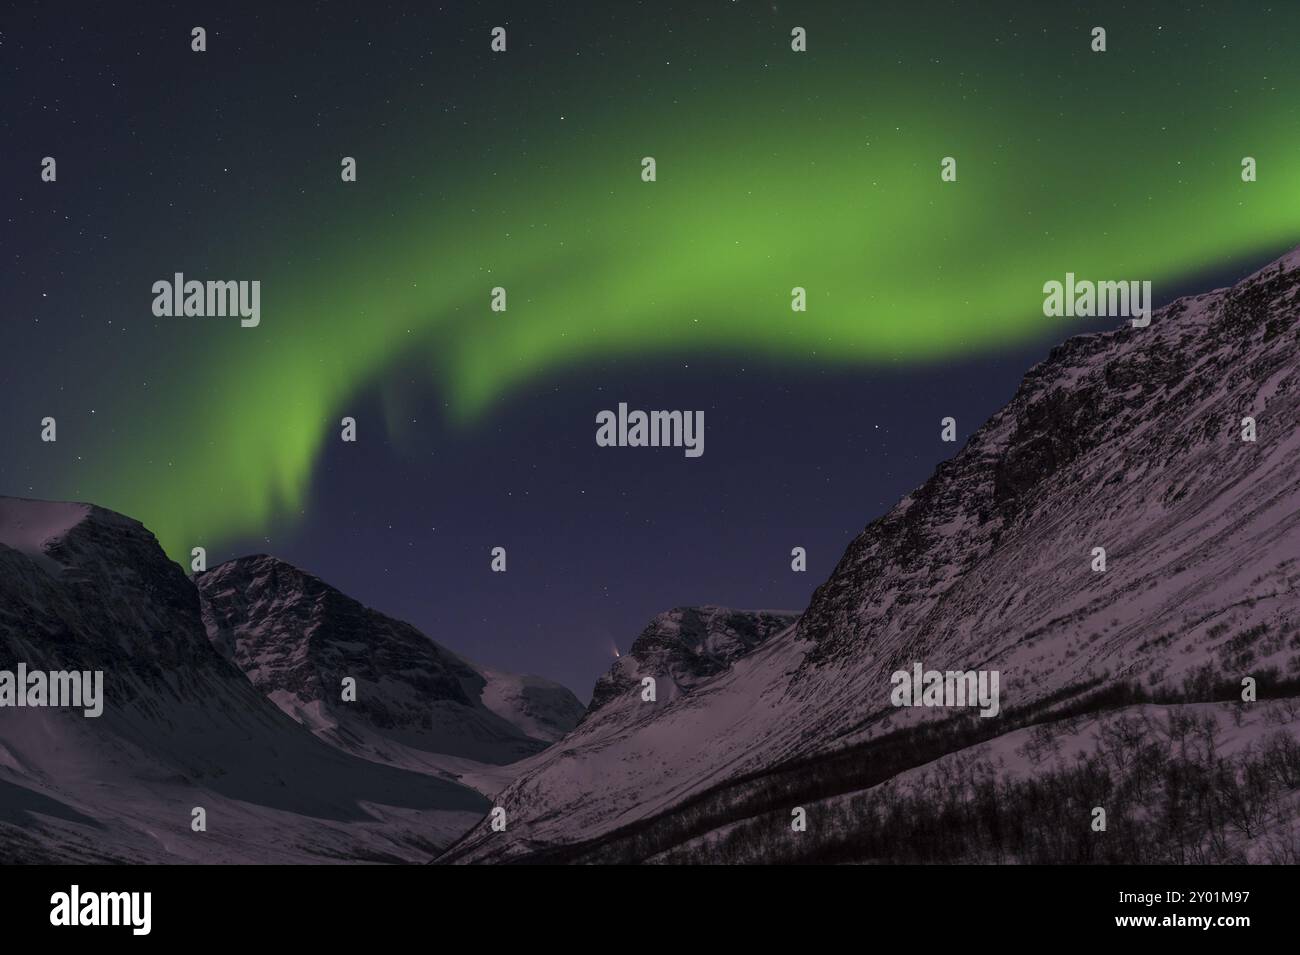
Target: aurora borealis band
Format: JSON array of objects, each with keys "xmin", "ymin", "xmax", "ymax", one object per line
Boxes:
[{"xmin": 6, "ymin": 1, "xmax": 1300, "ymax": 688}]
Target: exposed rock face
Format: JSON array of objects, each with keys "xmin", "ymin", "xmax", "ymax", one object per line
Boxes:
[
  {"xmin": 588, "ymin": 606, "xmax": 799, "ymax": 714},
  {"xmin": 196, "ymin": 555, "xmax": 583, "ymax": 768}
]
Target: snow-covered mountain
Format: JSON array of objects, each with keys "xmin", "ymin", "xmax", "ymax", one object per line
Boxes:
[
  {"xmin": 195, "ymin": 555, "xmax": 583, "ymax": 780},
  {"xmin": 0, "ymin": 499, "xmax": 489, "ymax": 862},
  {"xmin": 8, "ymin": 247, "xmax": 1300, "ymax": 865},
  {"xmin": 476, "ymin": 665, "xmax": 587, "ymax": 744},
  {"xmin": 441, "ymin": 247, "xmax": 1300, "ymax": 864},
  {"xmin": 588, "ymin": 606, "xmax": 799, "ymax": 714}
]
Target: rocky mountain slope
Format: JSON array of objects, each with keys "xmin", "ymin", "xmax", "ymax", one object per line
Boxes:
[
  {"xmin": 441, "ymin": 246, "xmax": 1300, "ymax": 863},
  {"xmin": 0, "ymin": 499, "xmax": 489, "ymax": 862},
  {"xmin": 588, "ymin": 606, "xmax": 799, "ymax": 714},
  {"xmin": 196, "ymin": 555, "xmax": 583, "ymax": 780}
]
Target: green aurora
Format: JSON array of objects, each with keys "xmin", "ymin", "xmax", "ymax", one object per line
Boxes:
[{"xmin": 42, "ymin": 6, "xmax": 1300, "ymax": 559}]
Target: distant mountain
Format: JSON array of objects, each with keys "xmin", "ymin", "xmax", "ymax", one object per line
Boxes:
[
  {"xmin": 588, "ymin": 606, "xmax": 799, "ymax": 714},
  {"xmin": 475, "ymin": 664, "xmax": 587, "ymax": 744},
  {"xmin": 441, "ymin": 247, "xmax": 1300, "ymax": 864},
  {"xmin": 438, "ymin": 605, "xmax": 801, "ymax": 857},
  {"xmin": 0, "ymin": 498, "xmax": 488, "ymax": 863},
  {"xmin": 195, "ymin": 555, "xmax": 583, "ymax": 779}
]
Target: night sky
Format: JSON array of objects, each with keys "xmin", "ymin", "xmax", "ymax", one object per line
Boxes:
[{"xmin": 4, "ymin": 1, "xmax": 1299, "ymax": 697}]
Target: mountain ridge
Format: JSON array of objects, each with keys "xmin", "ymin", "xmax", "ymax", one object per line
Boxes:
[
  {"xmin": 195, "ymin": 553, "xmax": 585, "ymax": 777},
  {"xmin": 0, "ymin": 498, "xmax": 490, "ymax": 863},
  {"xmin": 440, "ymin": 243, "xmax": 1300, "ymax": 863}
]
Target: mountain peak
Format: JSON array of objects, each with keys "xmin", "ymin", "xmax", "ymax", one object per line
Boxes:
[
  {"xmin": 588, "ymin": 605, "xmax": 799, "ymax": 714},
  {"xmin": 196, "ymin": 554, "xmax": 583, "ymax": 770}
]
